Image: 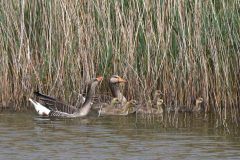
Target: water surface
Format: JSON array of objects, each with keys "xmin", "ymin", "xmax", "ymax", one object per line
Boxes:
[{"xmin": 0, "ymin": 111, "xmax": 239, "ymax": 160}]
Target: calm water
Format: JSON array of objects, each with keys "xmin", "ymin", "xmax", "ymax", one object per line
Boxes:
[{"xmin": 0, "ymin": 111, "xmax": 240, "ymax": 160}]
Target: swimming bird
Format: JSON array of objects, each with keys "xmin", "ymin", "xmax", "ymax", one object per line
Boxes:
[
  {"xmin": 97, "ymin": 98, "xmax": 121, "ymax": 115},
  {"xmin": 137, "ymin": 98, "xmax": 164, "ymax": 115},
  {"xmin": 89, "ymin": 75, "xmax": 126, "ymax": 111},
  {"xmin": 109, "ymin": 75, "xmax": 127, "ymax": 105},
  {"xmin": 29, "ymin": 76, "xmax": 103, "ymax": 118},
  {"xmin": 192, "ymin": 97, "xmax": 204, "ymax": 112},
  {"xmin": 98, "ymin": 99, "xmax": 137, "ymax": 116},
  {"xmin": 155, "ymin": 98, "xmax": 164, "ymax": 114},
  {"xmin": 137, "ymin": 90, "xmax": 164, "ymax": 114},
  {"xmin": 137, "ymin": 100, "xmax": 153, "ymax": 114},
  {"xmin": 166, "ymin": 97, "xmax": 204, "ymax": 113},
  {"xmin": 152, "ymin": 90, "xmax": 163, "ymax": 105}
]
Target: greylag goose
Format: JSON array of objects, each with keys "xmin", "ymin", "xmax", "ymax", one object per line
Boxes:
[
  {"xmin": 192, "ymin": 97, "xmax": 204, "ymax": 112},
  {"xmin": 155, "ymin": 98, "xmax": 164, "ymax": 114},
  {"xmin": 152, "ymin": 90, "xmax": 163, "ymax": 105},
  {"xmin": 137, "ymin": 98, "xmax": 164, "ymax": 114},
  {"xmin": 137, "ymin": 90, "xmax": 164, "ymax": 114},
  {"xmin": 98, "ymin": 99, "xmax": 137, "ymax": 116},
  {"xmin": 29, "ymin": 76, "xmax": 103, "ymax": 118},
  {"xmin": 109, "ymin": 75, "xmax": 127, "ymax": 105},
  {"xmin": 97, "ymin": 98, "xmax": 121, "ymax": 114},
  {"xmin": 166, "ymin": 97, "xmax": 204, "ymax": 113}
]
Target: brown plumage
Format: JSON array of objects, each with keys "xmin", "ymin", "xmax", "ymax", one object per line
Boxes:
[
  {"xmin": 166, "ymin": 97, "xmax": 204, "ymax": 113},
  {"xmin": 137, "ymin": 98, "xmax": 164, "ymax": 114},
  {"xmin": 98, "ymin": 99, "xmax": 137, "ymax": 116},
  {"xmin": 34, "ymin": 91, "xmax": 78, "ymax": 114},
  {"xmin": 137, "ymin": 90, "xmax": 164, "ymax": 115}
]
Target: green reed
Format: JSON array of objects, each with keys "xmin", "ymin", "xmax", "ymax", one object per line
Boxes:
[{"xmin": 0, "ymin": 0, "xmax": 239, "ymax": 123}]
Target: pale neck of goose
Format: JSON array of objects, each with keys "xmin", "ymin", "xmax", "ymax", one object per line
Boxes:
[
  {"xmin": 157, "ymin": 103, "xmax": 163, "ymax": 113},
  {"xmin": 109, "ymin": 82, "xmax": 127, "ymax": 104},
  {"xmin": 78, "ymin": 81, "xmax": 97, "ymax": 116},
  {"xmin": 157, "ymin": 104, "xmax": 162, "ymax": 110}
]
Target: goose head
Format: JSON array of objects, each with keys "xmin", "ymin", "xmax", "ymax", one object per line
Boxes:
[
  {"xmin": 157, "ymin": 98, "xmax": 164, "ymax": 106},
  {"xmin": 84, "ymin": 76, "xmax": 103, "ymax": 102},
  {"xmin": 196, "ymin": 97, "xmax": 203, "ymax": 105},
  {"xmin": 126, "ymin": 100, "xmax": 137, "ymax": 108},
  {"xmin": 109, "ymin": 75, "xmax": 127, "ymax": 84},
  {"xmin": 110, "ymin": 98, "xmax": 121, "ymax": 106}
]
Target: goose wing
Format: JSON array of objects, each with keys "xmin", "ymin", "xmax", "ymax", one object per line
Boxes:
[{"xmin": 34, "ymin": 91, "xmax": 78, "ymax": 114}]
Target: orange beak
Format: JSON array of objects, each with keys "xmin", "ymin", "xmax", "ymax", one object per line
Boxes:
[
  {"xmin": 96, "ymin": 76, "xmax": 103, "ymax": 81},
  {"xmin": 117, "ymin": 77, "xmax": 127, "ymax": 83}
]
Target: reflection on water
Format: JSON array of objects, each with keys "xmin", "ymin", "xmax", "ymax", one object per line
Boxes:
[{"xmin": 0, "ymin": 111, "xmax": 240, "ymax": 160}]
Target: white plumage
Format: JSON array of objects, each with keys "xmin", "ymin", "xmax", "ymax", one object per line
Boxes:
[{"xmin": 29, "ymin": 98, "xmax": 50, "ymax": 116}]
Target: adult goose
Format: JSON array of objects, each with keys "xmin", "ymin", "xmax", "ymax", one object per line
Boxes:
[
  {"xmin": 29, "ymin": 76, "xmax": 103, "ymax": 118},
  {"xmin": 109, "ymin": 75, "xmax": 127, "ymax": 105}
]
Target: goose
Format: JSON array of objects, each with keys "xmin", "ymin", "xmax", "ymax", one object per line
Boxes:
[
  {"xmin": 88, "ymin": 75, "xmax": 126, "ymax": 111},
  {"xmin": 155, "ymin": 98, "xmax": 164, "ymax": 114},
  {"xmin": 32, "ymin": 80, "xmax": 97, "ymax": 114},
  {"xmin": 98, "ymin": 99, "xmax": 137, "ymax": 116},
  {"xmin": 166, "ymin": 97, "xmax": 204, "ymax": 113},
  {"xmin": 97, "ymin": 98, "xmax": 121, "ymax": 114},
  {"xmin": 192, "ymin": 97, "xmax": 204, "ymax": 112},
  {"xmin": 152, "ymin": 90, "xmax": 163, "ymax": 105},
  {"xmin": 29, "ymin": 76, "xmax": 103, "ymax": 118},
  {"xmin": 109, "ymin": 75, "xmax": 127, "ymax": 105},
  {"xmin": 137, "ymin": 98, "xmax": 164, "ymax": 114},
  {"xmin": 137, "ymin": 100, "xmax": 152, "ymax": 114},
  {"xmin": 137, "ymin": 90, "xmax": 164, "ymax": 114}
]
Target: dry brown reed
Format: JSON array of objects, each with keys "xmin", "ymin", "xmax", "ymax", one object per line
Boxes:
[{"xmin": 0, "ymin": 0, "xmax": 239, "ymax": 123}]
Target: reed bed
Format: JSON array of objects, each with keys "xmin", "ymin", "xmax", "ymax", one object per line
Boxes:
[{"xmin": 0, "ymin": 0, "xmax": 239, "ymax": 123}]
